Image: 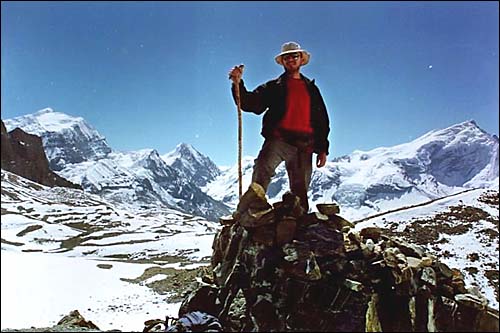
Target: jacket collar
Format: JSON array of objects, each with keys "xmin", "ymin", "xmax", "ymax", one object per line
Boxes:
[{"xmin": 276, "ymin": 72, "xmax": 315, "ymax": 86}]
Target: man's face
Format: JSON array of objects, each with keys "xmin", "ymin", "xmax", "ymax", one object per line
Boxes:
[{"xmin": 282, "ymin": 52, "xmax": 302, "ymax": 71}]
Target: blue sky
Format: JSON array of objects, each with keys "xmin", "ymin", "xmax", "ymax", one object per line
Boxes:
[{"xmin": 1, "ymin": 1, "xmax": 498, "ymax": 166}]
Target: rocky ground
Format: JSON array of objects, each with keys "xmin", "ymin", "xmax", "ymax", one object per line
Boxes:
[
  {"xmin": 121, "ymin": 264, "xmax": 210, "ymax": 303},
  {"xmin": 379, "ymin": 189, "xmax": 499, "ymax": 306},
  {"xmin": 1, "ymin": 310, "xmax": 109, "ymax": 332},
  {"xmin": 1, "ymin": 327, "xmax": 102, "ymax": 332}
]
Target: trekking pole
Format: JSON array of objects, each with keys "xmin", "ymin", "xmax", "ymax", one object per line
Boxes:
[{"xmin": 230, "ymin": 65, "xmax": 244, "ymax": 198}]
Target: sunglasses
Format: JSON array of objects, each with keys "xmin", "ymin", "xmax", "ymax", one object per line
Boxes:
[{"xmin": 283, "ymin": 53, "xmax": 301, "ymax": 61}]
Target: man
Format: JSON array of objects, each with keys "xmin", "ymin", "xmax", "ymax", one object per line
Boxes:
[{"xmin": 229, "ymin": 41, "xmax": 330, "ymax": 212}]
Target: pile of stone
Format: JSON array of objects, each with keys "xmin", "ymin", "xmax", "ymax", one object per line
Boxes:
[{"xmin": 173, "ymin": 183, "xmax": 498, "ymax": 332}]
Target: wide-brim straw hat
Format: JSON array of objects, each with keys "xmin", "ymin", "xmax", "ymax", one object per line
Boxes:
[{"xmin": 275, "ymin": 41, "xmax": 311, "ymax": 66}]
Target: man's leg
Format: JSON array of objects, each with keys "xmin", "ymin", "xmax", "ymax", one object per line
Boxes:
[
  {"xmin": 252, "ymin": 139, "xmax": 295, "ymax": 192},
  {"xmin": 285, "ymin": 149, "xmax": 312, "ymax": 212},
  {"xmin": 233, "ymin": 139, "xmax": 295, "ymax": 217}
]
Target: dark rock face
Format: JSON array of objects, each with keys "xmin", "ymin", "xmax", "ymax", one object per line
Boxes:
[
  {"xmin": 1, "ymin": 120, "xmax": 81, "ymax": 189},
  {"xmin": 1, "ymin": 120, "xmax": 15, "ymax": 164},
  {"xmin": 174, "ymin": 184, "xmax": 499, "ymax": 332}
]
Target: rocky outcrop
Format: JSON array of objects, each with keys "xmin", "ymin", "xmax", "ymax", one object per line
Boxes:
[
  {"xmin": 1, "ymin": 120, "xmax": 81, "ymax": 189},
  {"xmin": 56, "ymin": 310, "xmax": 100, "ymax": 331},
  {"xmin": 0, "ymin": 310, "xmax": 101, "ymax": 332},
  {"xmin": 172, "ymin": 183, "xmax": 499, "ymax": 332}
]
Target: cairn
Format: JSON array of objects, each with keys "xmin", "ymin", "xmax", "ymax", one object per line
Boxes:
[{"xmin": 167, "ymin": 183, "xmax": 498, "ymax": 332}]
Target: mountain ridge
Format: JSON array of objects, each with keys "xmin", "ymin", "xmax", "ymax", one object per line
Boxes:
[
  {"xmin": 4, "ymin": 109, "xmax": 498, "ymax": 223},
  {"xmin": 4, "ymin": 109, "xmax": 230, "ymax": 221},
  {"xmin": 206, "ymin": 119, "xmax": 499, "ymax": 221}
]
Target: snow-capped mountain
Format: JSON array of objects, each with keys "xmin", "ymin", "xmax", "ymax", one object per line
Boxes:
[
  {"xmin": 4, "ymin": 108, "xmax": 112, "ymax": 171},
  {"xmin": 162, "ymin": 143, "xmax": 221, "ymax": 187},
  {"xmin": 4, "ymin": 109, "xmax": 230, "ymax": 221},
  {"xmin": 206, "ymin": 120, "xmax": 499, "ymax": 221},
  {"xmin": 202, "ymin": 155, "xmax": 257, "ymax": 206},
  {"xmin": 5, "ymin": 109, "xmax": 498, "ymax": 223},
  {"xmin": 57, "ymin": 147, "xmax": 230, "ymax": 221}
]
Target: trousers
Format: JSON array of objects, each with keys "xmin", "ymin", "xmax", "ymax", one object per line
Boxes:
[{"xmin": 251, "ymin": 137, "xmax": 313, "ymax": 212}]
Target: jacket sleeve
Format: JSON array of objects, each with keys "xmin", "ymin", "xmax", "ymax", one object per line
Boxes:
[
  {"xmin": 231, "ymin": 80, "xmax": 269, "ymax": 115},
  {"xmin": 312, "ymin": 85, "xmax": 330, "ymax": 155}
]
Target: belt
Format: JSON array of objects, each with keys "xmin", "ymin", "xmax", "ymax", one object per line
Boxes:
[{"xmin": 273, "ymin": 128, "xmax": 314, "ymax": 150}]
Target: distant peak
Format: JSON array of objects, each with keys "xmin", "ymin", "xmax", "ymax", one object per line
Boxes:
[
  {"xmin": 36, "ymin": 107, "xmax": 55, "ymax": 114},
  {"xmin": 463, "ymin": 119, "xmax": 478, "ymax": 127},
  {"xmin": 177, "ymin": 142, "xmax": 192, "ymax": 149},
  {"xmin": 137, "ymin": 148, "xmax": 157, "ymax": 155},
  {"xmin": 176, "ymin": 143, "xmax": 200, "ymax": 155},
  {"xmin": 440, "ymin": 119, "xmax": 485, "ymax": 134},
  {"xmin": 456, "ymin": 119, "xmax": 492, "ymax": 136},
  {"xmin": 145, "ymin": 149, "xmax": 162, "ymax": 160}
]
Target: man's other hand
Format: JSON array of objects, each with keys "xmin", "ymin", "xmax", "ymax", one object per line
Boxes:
[{"xmin": 316, "ymin": 152, "xmax": 327, "ymax": 168}]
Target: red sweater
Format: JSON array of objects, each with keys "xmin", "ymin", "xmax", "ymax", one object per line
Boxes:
[{"xmin": 278, "ymin": 77, "xmax": 313, "ymax": 134}]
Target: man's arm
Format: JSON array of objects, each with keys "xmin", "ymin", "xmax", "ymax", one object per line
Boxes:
[
  {"xmin": 229, "ymin": 65, "xmax": 268, "ymax": 114},
  {"xmin": 312, "ymin": 84, "xmax": 330, "ymax": 156}
]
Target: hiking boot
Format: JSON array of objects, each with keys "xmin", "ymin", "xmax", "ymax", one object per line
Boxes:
[{"xmin": 233, "ymin": 182, "xmax": 271, "ymax": 219}]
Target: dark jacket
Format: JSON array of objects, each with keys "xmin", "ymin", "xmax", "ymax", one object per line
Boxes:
[{"xmin": 232, "ymin": 72, "xmax": 330, "ymax": 155}]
